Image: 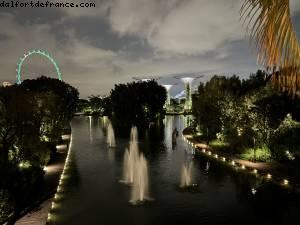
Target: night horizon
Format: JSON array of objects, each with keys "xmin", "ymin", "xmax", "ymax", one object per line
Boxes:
[
  {"xmin": 0, "ymin": 0, "xmax": 298, "ymax": 97},
  {"xmin": 1, "ymin": 1, "xmax": 300, "ymax": 225}
]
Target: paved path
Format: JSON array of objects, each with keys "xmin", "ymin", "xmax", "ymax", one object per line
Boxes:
[
  {"xmin": 183, "ymin": 128, "xmax": 300, "ymax": 190},
  {"xmin": 14, "ymin": 138, "xmax": 70, "ymax": 225},
  {"xmin": 15, "ymin": 200, "xmax": 52, "ymax": 225}
]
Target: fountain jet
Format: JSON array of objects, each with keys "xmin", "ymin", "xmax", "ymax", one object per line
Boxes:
[
  {"xmin": 180, "ymin": 161, "xmax": 193, "ymax": 188},
  {"xmin": 122, "ymin": 127, "xmax": 151, "ymax": 204},
  {"xmin": 130, "ymin": 154, "xmax": 150, "ymax": 204},
  {"xmin": 107, "ymin": 121, "xmax": 116, "ymax": 148}
]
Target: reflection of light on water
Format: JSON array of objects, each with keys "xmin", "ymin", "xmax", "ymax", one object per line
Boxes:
[
  {"xmin": 108, "ymin": 148, "xmax": 115, "ymax": 163},
  {"xmin": 205, "ymin": 161, "xmax": 210, "ymax": 172},
  {"xmin": 89, "ymin": 116, "xmax": 93, "ymax": 142},
  {"xmin": 102, "ymin": 116, "xmax": 108, "ymax": 129},
  {"xmin": 164, "ymin": 116, "xmax": 174, "ymax": 150}
]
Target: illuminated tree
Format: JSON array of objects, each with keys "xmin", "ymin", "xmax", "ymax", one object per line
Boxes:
[{"xmin": 241, "ymin": 0, "xmax": 300, "ymax": 95}]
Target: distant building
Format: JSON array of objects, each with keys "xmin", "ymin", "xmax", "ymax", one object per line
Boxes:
[{"xmin": 2, "ymin": 81, "xmax": 12, "ymax": 87}]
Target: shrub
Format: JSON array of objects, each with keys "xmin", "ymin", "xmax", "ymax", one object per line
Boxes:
[{"xmin": 240, "ymin": 145, "xmax": 272, "ymax": 162}]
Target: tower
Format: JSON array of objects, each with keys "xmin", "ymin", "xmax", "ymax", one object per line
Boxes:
[
  {"xmin": 162, "ymin": 84, "xmax": 173, "ymax": 111},
  {"xmin": 181, "ymin": 77, "xmax": 195, "ymax": 111}
]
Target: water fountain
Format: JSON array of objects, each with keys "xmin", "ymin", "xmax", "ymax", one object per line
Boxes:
[
  {"xmin": 122, "ymin": 127, "xmax": 150, "ymax": 204},
  {"xmin": 130, "ymin": 154, "xmax": 150, "ymax": 204},
  {"xmin": 107, "ymin": 121, "xmax": 116, "ymax": 148},
  {"xmin": 205, "ymin": 161, "xmax": 210, "ymax": 172},
  {"xmin": 180, "ymin": 161, "xmax": 193, "ymax": 188}
]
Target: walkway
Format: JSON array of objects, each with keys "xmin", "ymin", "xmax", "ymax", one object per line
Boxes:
[
  {"xmin": 183, "ymin": 128, "xmax": 300, "ymax": 191},
  {"xmin": 14, "ymin": 200, "xmax": 52, "ymax": 225},
  {"xmin": 14, "ymin": 136, "xmax": 70, "ymax": 225}
]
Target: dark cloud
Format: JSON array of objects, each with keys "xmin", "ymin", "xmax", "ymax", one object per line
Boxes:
[
  {"xmin": 51, "ymin": 16, "xmax": 155, "ymax": 60},
  {"xmin": 0, "ymin": 5, "xmax": 65, "ymax": 25},
  {"xmin": 0, "ymin": 33, "xmax": 9, "ymax": 41},
  {"xmin": 0, "ymin": 0, "xmax": 299, "ymax": 98}
]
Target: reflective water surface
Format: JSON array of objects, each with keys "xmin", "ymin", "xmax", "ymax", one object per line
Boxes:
[{"xmin": 52, "ymin": 116, "xmax": 300, "ymax": 225}]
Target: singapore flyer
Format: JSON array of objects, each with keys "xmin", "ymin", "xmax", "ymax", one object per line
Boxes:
[{"xmin": 16, "ymin": 49, "xmax": 62, "ymax": 84}]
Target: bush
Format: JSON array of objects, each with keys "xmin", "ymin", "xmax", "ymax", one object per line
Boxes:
[
  {"xmin": 0, "ymin": 190, "xmax": 13, "ymax": 224},
  {"xmin": 240, "ymin": 145, "xmax": 272, "ymax": 162}
]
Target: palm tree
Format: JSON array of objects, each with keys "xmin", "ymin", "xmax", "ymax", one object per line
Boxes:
[{"xmin": 241, "ymin": 0, "xmax": 300, "ymax": 96}]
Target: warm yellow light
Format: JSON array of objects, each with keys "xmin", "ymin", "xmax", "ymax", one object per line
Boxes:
[
  {"xmin": 214, "ymin": 154, "xmax": 218, "ymax": 159},
  {"xmin": 267, "ymin": 174, "xmax": 272, "ymax": 179},
  {"xmin": 253, "ymin": 169, "xmax": 258, "ymax": 174},
  {"xmin": 208, "ymin": 151, "xmax": 212, "ymax": 156},
  {"xmin": 231, "ymin": 161, "xmax": 235, "ymax": 166},
  {"xmin": 222, "ymin": 157, "xmax": 226, "ymax": 162},
  {"xmin": 283, "ymin": 179, "xmax": 289, "ymax": 185},
  {"xmin": 202, "ymin": 149, "xmax": 206, "ymax": 153},
  {"xmin": 62, "ymin": 134, "xmax": 71, "ymax": 140},
  {"xmin": 241, "ymin": 165, "xmax": 245, "ymax": 169}
]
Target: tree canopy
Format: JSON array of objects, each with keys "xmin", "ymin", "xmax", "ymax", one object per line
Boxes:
[{"xmin": 110, "ymin": 80, "xmax": 166, "ymax": 134}]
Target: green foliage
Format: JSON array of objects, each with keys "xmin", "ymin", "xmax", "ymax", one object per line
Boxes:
[
  {"xmin": 270, "ymin": 114, "xmax": 300, "ymax": 160},
  {"xmin": 110, "ymin": 80, "xmax": 166, "ymax": 134},
  {"xmin": 240, "ymin": 145, "xmax": 272, "ymax": 162},
  {"xmin": 79, "ymin": 95, "xmax": 112, "ymax": 116},
  {"xmin": 192, "ymin": 70, "xmax": 300, "ymax": 161},
  {"xmin": 0, "ymin": 190, "xmax": 13, "ymax": 224},
  {"xmin": 0, "ymin": 76, "xmax": 78, "ymax": 222}
]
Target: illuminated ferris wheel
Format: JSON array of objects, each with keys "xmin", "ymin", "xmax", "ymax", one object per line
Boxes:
[{"xmin": 16, "ymin": 49, "xmax": 62, "ymax": 84}]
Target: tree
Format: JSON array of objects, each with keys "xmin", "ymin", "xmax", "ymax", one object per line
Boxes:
[
  {"xmin": 88, "ymin": 95, "xmax": 104, "ymax": 115},
  {"xmin": 0, "ymin": 86, "xmax": 39, "ymax": 169},
  {"xmin": 241, "ymin": 0, "xmax": 300, "ymax": 95},
  {"xmin": 192, "ymin": 75, "xmax": 243, "ymax": 140},
  {"xmin": 21, "ymin": 76, "xmax": 79, "ymax": 143},
  {"xmin": 110, "ymin": 80, "xmax": 166, "ymax": 135}
]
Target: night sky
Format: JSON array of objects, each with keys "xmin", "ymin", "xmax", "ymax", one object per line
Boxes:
[{"xmin": 0, "ymin": 0, "xmax": 299, "ymax": 97}]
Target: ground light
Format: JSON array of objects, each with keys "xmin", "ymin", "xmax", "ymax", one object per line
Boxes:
[
  {"xmin": 182, "ymin": 134, "xmax": 296, "ymax": 192},
  {"xmin": 251, "ymin": 188, "xmax": 257, "ymax": 195},
  {"xmin": 47, "ymin": 134, "xmax": 73, "ymax": 224}
]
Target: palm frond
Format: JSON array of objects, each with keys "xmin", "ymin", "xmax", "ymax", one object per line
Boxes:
[{"xmin": 241, "ymin": 0, "xmax": 300, "ymax": 96}]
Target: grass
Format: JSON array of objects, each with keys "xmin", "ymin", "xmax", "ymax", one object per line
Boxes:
[
  {"xmin": 209, "ymin": 139, "xmax": 231, "ymax": 153},
  {"xmin": 240, "ymin": 146, "xmax": 272, "ymax": 162}
]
